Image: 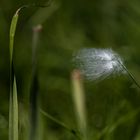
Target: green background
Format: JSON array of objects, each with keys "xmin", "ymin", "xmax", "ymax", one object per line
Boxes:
[{"xmin": 0, "ymin": 0, "xmax": 140, "ymax": 139}]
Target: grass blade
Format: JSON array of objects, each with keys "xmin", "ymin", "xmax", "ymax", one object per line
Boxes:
[
  {"xmin": 12, "ymin": 77, "xmax": 18, "ymax": 140},
  {"xmin": 9, "ymin": 8, "xmax": 21, "ymax": 140},
  {"xmin": 9, "ymin": 11, "xmax": 18, "ymax": 63},
  {"xmin": 40, "ymin": 109, "xmax": 81, "ymax": 139}
]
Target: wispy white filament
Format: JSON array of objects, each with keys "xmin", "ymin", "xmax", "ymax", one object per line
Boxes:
[{"xmin": 73, "ymin": 48, "xmax": 126, "ymax": 81}]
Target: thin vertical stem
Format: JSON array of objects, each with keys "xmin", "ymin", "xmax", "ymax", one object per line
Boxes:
[
  {"xmin": 71, "ymin": 70, "xmax": 87, "ymax": 140},
  {"xmin": 29, "ymin": 24, "xmax": 42, "ymax": 140}
]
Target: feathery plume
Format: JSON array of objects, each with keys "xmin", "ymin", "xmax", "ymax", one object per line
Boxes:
[
  {"xmin": 73, "ymin": 48, "xmax": 140, "ymax": 89},
  {"xmin": 73, "ymin": 48, "xmax": 125, "ymax": 81}
]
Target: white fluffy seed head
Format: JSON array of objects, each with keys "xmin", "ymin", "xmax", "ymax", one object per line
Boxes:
[{"xmin": 73, "ymin": 48, "xmax": 126, "ymax": 81}]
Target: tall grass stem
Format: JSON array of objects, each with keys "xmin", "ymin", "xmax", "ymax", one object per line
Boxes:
[{"xmin": 71, "ymin": 69, "xmax": 87, "ymax": 140}]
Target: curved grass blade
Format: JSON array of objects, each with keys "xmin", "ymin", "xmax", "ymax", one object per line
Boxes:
[
  {"xmin": 9, "ymin": 7, "xmax": 21, "ymax": 140},
  {"xmin": 9, "ymin": 5, "xmax": 49, "ymax": 140},
  {"xmin": 9, "ymin": 11, "xmax": 18, "ymax": 63}
]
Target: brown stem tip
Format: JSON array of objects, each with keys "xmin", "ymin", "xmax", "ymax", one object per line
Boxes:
[
  {"xmin": 33, "ymin": 24, "xmax": 43, "ymax": 32},
  {"xmin": 72, "ymin": 69, "xmax": 82, "ymax": 80}
]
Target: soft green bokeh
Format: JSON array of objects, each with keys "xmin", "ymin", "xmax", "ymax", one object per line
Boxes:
[{"xmin": 0, "ymin": 0, "xmax": 140, "ymax": 139}]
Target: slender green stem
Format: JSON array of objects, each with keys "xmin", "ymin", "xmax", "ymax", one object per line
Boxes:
[
  {"xmin": 71, "ymin": 70, "xmax": 87, "ymax": 140},
  {"xmin": 29, "ymin": 25, "xmax": 42, "ymax": 140},
  {"xmin": 40, "ymin": 109, "xmax": 81, "ymax": 139},
  {"xmin": 117, "ymin": 60, "xmax": 140, "ymax": 89}
]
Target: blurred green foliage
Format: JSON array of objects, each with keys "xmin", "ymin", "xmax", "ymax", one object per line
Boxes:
[{"xmin": 1, "ymin": 0, "xmax": 140, "ymax": 140}]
